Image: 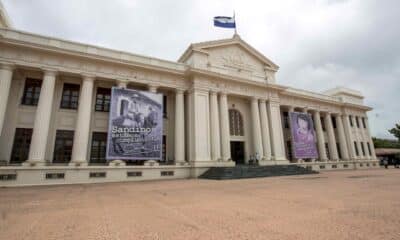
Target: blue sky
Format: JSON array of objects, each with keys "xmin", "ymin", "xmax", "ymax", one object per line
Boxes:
[{"xmin": 3, "ymin": 0, "xmax": 399, "ymax": 139}]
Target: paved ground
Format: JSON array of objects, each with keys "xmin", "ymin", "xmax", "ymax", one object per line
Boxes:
[{"xmin": 1, "ymin": 169, "xmax": 400, "ymax": 240}]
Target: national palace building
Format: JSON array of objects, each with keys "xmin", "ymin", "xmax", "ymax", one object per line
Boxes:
[{"xmin": 0, "ymin": 4, "xmax": 378, "ymax": 186}]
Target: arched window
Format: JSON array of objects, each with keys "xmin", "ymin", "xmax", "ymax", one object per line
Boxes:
[{"xmin": 229, "ymin": 109, "xmax": 244, "ymax": 136}]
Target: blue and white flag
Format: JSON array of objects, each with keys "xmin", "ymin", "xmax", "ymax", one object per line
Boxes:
[{"xmin": 214, "ymin": 16, "xmax": 236, "ymax": 28}]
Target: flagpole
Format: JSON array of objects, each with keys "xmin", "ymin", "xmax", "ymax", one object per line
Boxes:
[{"xmin": 234, "ymin": 11, "xmax": 237, "ymax": 35}]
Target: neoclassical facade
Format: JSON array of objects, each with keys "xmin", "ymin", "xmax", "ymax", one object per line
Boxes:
[{"xmin": 0, "ymin": 9, "xmax": 378, "ymax": 186}]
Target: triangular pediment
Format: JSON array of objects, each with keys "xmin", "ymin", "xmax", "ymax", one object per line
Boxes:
[{"xmin": 178, "ymin": 34, "xmax": 279, "ymax": 72}]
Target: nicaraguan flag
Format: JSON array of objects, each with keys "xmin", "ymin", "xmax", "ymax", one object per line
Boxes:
[{"xmin": 214, "ymin": 16, "xmax": 236, "ymax": 28}]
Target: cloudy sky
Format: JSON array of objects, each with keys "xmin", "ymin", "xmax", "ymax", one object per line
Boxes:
[{"xmin": 2, "ymin": 0, "xmax": 399, "ymax": 139}]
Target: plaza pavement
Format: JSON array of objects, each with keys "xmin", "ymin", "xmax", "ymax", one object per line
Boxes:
[{"xmin": 0, "ymin": 168, "xmax": 399, "ymax": 240}]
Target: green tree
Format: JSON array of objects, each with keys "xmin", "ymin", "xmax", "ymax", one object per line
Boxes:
[
  {"xmin": 389, "ymin": 123, "xmax": 400, "ymax": 141},
  {"xmin": 372, "ymin": 137, "xmax": 400, "ymax": 148}
]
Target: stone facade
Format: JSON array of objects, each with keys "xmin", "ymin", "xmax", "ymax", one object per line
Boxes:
[{"xmin": 0, "ymin": 14, "xmax": 379, "ymax": 186}]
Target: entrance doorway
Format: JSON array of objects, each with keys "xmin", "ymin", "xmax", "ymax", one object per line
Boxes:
[{"xmin": 230, "ymin": 141, "xmax": 245, "ymax": 165}]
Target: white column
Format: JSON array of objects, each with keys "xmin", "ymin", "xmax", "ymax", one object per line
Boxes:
[
  {"xmin": 314, "ymin": 111, "xmax": 327, "ymax": 161},
  {"xmin": 352, "ymin": 116, "xmax": 362, "ymax": 160},
  {"xmin": 0, "ymin": 63, "xmax": 14, "ymax": 136},
  {"xmin": 325, "ymin": 112, "xmax": 339, "ymax": 161},
  {"xmin": 259, "ymin": 99, "xmax": 272, "ymax": 161},
  {"xmin": 364, "ymin": 117, "xmax": 376, "ymax": 159},
  {"xmin": 209, "ymin": 91, "xmax": 221, "ymax": 161},
  {"xmin": 356, "ymin": 138, "xmax": 363, "ymax": 160},
  {"xmin": 359, "ymin": 117, "xmax": 371, "ymax": 160},
  {"xmin": 335, "ymin": 114, "xmax": 350, "ymax": 161},
  {"xmin": 267, "ymin": 100, "xmax": 287, "ymax": 163},
  {"xmin": 70, "ymin": 75, "xmax": 95, "ymax": 165},
  {"xmin": 26, "ymin": 70, "xmax": 57, "ymax": 165},
  {"xmin": 219, "ymin": 92, "xmax": 231, "ymax": 161},
  {"xmin": 251, "ymin": 97, "xmax": 263, "ymax": 159},
  {"xmin": 342, "ymin": 115, "xmax": 356, "ymax": 160},
  {"xmin": 175, "ymin": 89, "xmax": 185, "ymax": 163}
]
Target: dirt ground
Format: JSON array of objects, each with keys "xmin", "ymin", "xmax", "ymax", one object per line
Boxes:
[{"xmin": 1, "ymin": 168, "xmax": 400, "ymax": 240}]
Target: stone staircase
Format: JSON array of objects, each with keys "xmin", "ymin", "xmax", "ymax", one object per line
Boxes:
[{"xmin": 199, "ymin": 164, "xmax": 318, "ymax": 180}]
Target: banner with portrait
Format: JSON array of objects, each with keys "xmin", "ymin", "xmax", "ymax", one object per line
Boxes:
[
  {"xmin": 289, "ymin": 112, "xmax": 318, "ymax": 159},
  {"xmin": 106, "ymin": 87, "xmax": 163, "ymax": 160}
]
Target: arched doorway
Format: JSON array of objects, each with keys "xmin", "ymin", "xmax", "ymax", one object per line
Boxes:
[{"xmin": 229, "ymin": 109, "xmax": 245, "ymax": 164}]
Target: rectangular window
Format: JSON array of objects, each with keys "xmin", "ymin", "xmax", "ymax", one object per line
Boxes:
[
  {"xmin": 367, "ymin": 142, "xmax": 372, "ymax": 156},
  {"xmin": 336, "ymin": 143, "xmax": 342, "ymax": 159},
  {"xmin": 161, "ymin": 171, "xmax": 174, "ymax": 176},
  {"xmin": 90, "ymin": 132, "xmax": 107, "ymax": 164},
  {"xmin": 356, "ymin": 117, "xmax": 360, "ymax": 128},
  {"xmin": 283, "ymin": 112, "xmax": 289, "ymax": 129},
  {"xmin": 53, "ymin": 130, "xmax": 74, "ymax": 164},
  {"xmin": 361, "ymin": 142, "xmax": 366, "ymax": 156},
  {"xmin": 89, "ymin": 172, "xmax": 106, "ymax": 178},
  {"xmin": 127, "ymin": 171, "xmax": 142, "ymax": 177},
  {"xmin": 354, "ymin": 141, "xmax": 359, "ymax": 156},
  {"xmin": 350, "ymin": 115, "xmax": 354, "ymax": 127},
  {"xmin": 163, "ymin": 95, "xmax": 167, "ymax": 118},
  {"xmin": 331, "ymin": 116, "xmax": 337, "ymax": 129},
  {"xmin": 21, "ymin": 78, "xmax": 42, "ymax": 106},
  {"xmin": 325, "ymin": 142, "xmax": 330, "ymax": 159},
  {"xmin": 321, "ymin": 117, "xmax": 326, "ymax": 131},
  {"xmin": 0, "ymin": 174, "xmax": 17, "ymax": 181},
  {"xmin": 95, "ymin": 87, "xmax": 111, "ymax": 112},
  {"xmin": 60, "ymin": 83, "xmax": 80, "ymax": 109},
  {"xmin": 162, "ymin": 135, "xmax": 166, "ymax": 162},
  {"xmin": 10, "ymin": 128, "xmax": 33, "ymax": 164},
  {"xmin": 362, "ymin": 118, "xmax": 367, "ymax": 128},
  {"xmin": 45, "ymin": 173, "xmax": 65, "ymax": 179}
]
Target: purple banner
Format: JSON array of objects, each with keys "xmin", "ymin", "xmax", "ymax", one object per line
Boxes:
[
  {"xmin": 289, "ymin": 112, "xmax": 318, "ymax": 159},
  {"xmin": 106, "ymin": 87, "xmax": 163, "ymax": 161}
]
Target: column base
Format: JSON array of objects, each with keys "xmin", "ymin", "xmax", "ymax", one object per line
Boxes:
[
  {"xmin": 175, "ymin": 161, "xmax": 189, "ymax": 166},
  {"xmin": 108, "ymin": 160, "xmax": 126, "ymax": 166},
  {"xmin": 22, "ymin": 160, "xmax": 46, "ymax": 167},
  {"xmin": 144, "ymin": 160, "xmax": 159, "ymax": 166},
  {"xmin": 69, "ymin": 161, "xmax": 88, "ymax": 167},
  {"xmin": 273, "ymin": 156, "xmax": 290, "ymax": 165},
  {"xmin": 258, "ymin": 160, "xmax": 275, "ymax": 166}
]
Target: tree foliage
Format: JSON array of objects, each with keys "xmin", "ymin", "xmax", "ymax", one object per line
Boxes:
[
  {"xmin": 372, "ymin": 137, "xmax": 400, "ymax": 148},
  {"xmin": 388, "ymin": 123, "xmax": 400, "ymax": 141}
]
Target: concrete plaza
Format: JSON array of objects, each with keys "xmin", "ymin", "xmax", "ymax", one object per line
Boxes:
[{"xmin": 1, "ymin": 169, "xmax": 399, "ymax": 240}]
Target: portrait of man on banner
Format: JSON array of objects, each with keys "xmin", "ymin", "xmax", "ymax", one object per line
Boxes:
[
  {"xmin": 106, "ymin": 87, "xmax": 163, "ymax": 161},
  {"xmin": 289, "ymin": 112, "xmax": 319, "ymax": 159}
]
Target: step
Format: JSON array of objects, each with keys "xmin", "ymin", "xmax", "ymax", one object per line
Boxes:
[{"xmin": 199, "ymin": 165, "xmax": 318, "ymax": 180}]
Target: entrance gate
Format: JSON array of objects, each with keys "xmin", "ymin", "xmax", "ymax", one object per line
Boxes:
[{"xmin": 230, "ymin": 141, "xmax": 245, "ymax": 165}]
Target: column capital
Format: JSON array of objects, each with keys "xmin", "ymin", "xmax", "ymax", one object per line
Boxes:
[
  {"xmin": 148, "ymin": 84, "xmax": 159, "ymax": 93},
  {"xmin": 82, "ymin": 74, "xmax": 95, "ymax": 82},
  {"xmin": 116, "ymin": 79, "xmax": 128, "ymax": 88},
  {"xmin": 0, "ymin": 62, "xmax": 15, "ymax": 71},
  {"xmin": 251, "ymin": 96, "xmax": 259, "ymax": 101},
  {"xmin": 42, "ymin": 68, "xmax": 58, "ymax": 77},
  {"xmin": 219, "ymin": 91, "xmax": 228, "ymax": 97},
  {"xmin": 209, "ymin": 90, "xmax": 218, "ymax": 96},
  {"xmin": 175, "ymin": 88, "xmax": 185, "ymax": 94},
  {"xmin": 259, "ymin": 98, "xmax": 267, "ymax": 104}
]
